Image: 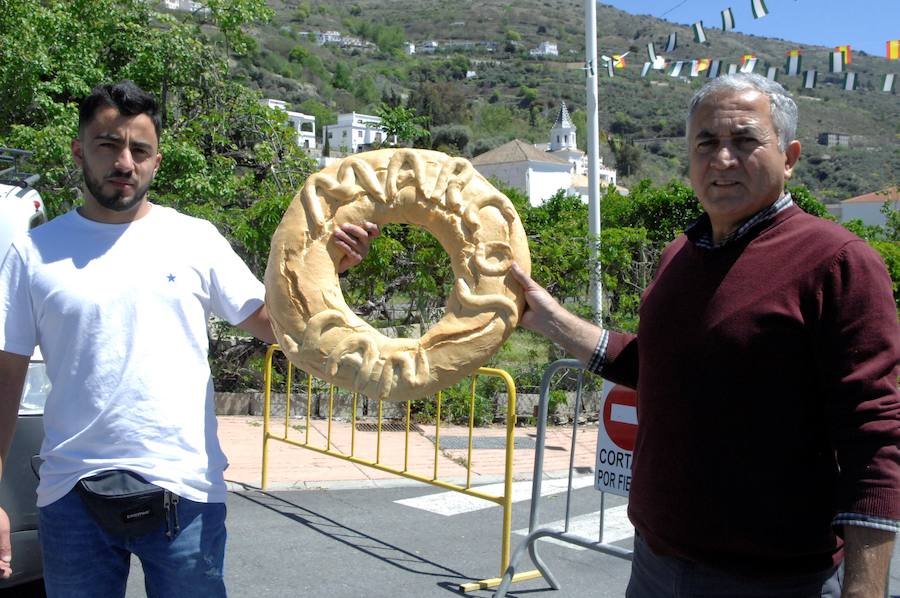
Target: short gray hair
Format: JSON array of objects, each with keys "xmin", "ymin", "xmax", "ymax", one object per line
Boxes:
[{"xmin": 686, "ymin": 73, "xmax": 798, "ymax": 151}]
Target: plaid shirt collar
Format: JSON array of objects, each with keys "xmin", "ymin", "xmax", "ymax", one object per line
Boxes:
[{"xmin": 688, "ymin": 193, "xmax": 794, "ymax": 250}]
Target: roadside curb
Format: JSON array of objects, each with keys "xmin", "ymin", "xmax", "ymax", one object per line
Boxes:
[{"xmin": 226, "ymin": 468, "xmax": 591, "ymax": 493}]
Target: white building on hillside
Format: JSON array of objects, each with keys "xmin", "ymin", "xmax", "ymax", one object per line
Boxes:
[
  {"xmin": 315, "ymin": 31, "xmax": 342, "ymax": 45},
  {"xmin": 479, "ymin": 102, "xmax": 620, "ymax": 206},
  {"xmin": 162, "ymin": 0, "xmax": 207, "ymax": 12},
  {"xmin": 263, "ymin": 99, "xmax": 316, "ymax": 150},
  {"xmin": 529, "ymin": 41, "xmax": 559, "ymax": 57},
  {"xmin": 472, "ymin": 140, "xmax": 574, "ymax": 207},
  {"xmin": 324, "ymin": 113, "xmax": 397, "ymax": 154}
]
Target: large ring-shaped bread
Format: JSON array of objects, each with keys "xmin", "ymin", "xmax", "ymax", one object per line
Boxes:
[{"xmin": 264, "ymin": 148, "xmax": 531, "ymax": 402}]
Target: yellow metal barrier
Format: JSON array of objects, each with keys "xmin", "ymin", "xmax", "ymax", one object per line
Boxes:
[{"xmin": 260, "ymin": 344, "xmax": 541, "ymax": 592}]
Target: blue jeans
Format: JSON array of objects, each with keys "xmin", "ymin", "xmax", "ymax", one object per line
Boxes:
[
  {"xmin": 39, "ymin": 487, "xmax": 227, "ymax": 598},
  {"xmin": 626, "ymin": 534, "xmax": 842, "ymax": 598}
]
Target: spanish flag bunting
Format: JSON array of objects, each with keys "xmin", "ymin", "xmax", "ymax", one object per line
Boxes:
[
  {"xmin": 887, "ymin": 40, "xmax": 900, "ymax": 60},
  {"xmin": 721, "ymin": 8, "xmax": 735, "ymax": 31},
  {"xmin": 741, "ymin": 54, "xmax": 756, "ymax": 66},
  {"xmin": 751, "ymin": 0, "xmax": 769, "ymax": 19},
  {"xmin": 835, "ymin": 45, "xmax": 851, "ymax": 65},
  {"xmin": 785, "ymin": 50, "xmax": 802, "ymax": 76},
  {"xmin": 689, "ymin": 60, "xmax": 711, "ymax": 77},
  {"xmin": 613, "ymin": 54, "xmax": 626, "ymax": 68},
  {"xmin": 693, "ymin": 21, "xmax": 707, "ymax": 44}
]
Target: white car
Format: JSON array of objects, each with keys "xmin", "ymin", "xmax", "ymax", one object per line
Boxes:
[{"xmin": 0, "ymin": 147, "xmax": 48, "ymax": 590}]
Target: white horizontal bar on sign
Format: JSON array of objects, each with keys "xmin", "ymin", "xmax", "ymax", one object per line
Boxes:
[
  {"xmin": 611, "ymin": 404, "xmax": 638, "ymax": 425},
  {"xmin": 394, "ymin": 476, "xmax": 595, "ymax": 516},
  {"xmin": 513, "ymin": 504, "xmax": 634, "ymax": 551}
]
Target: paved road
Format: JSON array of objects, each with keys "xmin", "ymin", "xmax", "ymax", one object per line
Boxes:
[
  {"xmin": 6, "ymin": 481, "xmax": 900, "ymax": 597},
  {"xmin": 132, "ymin": 481, "xmax": 633, "ymax": 598}
]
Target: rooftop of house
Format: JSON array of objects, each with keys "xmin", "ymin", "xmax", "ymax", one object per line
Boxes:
[
  {"xmin": 471, "ymin": 139, "xmax": 571, "ymax": 167},
  {"xmin": 841, "ymin": 187, "xmax": 900, "ymax": 204}
]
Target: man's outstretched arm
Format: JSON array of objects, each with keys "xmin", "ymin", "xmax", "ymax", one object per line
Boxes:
[
  {"xmin": 0, "ymin": 350, "xmax": 29, "ymax": 579},
  {"xmin": 509, "ymin": 262, "xmax": 604, "ymax": 365}
]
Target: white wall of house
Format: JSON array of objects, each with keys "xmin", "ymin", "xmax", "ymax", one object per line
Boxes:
[
  {"xmin": 474, "ymin": 161, "xmax": 573, "ymax": 207},
  {"xmin": 473, "ymin": 162, "xmax": 528, "ymax": 196},
  {"xmin": 264, "ymin": 99, "xmax": 316, "ymax": 150},
  {"xmin": 527, "ymin": 162, "xmax": 575, "ymax": 206},
  {"xmin": 841, "ymin": 200, "xmax": 900, "ymax": 227}
]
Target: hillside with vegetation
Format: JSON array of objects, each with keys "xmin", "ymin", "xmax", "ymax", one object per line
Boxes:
[
  {"xmin": 232, "ymin": 0, "xmax": 899, "ymax": 202},
  {"xmin": 1, "ymin": 0, "xmax": 897, "ymax": 404}
]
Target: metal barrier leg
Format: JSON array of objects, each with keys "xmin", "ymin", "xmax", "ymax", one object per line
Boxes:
[
  {"xmin": 494, "ymin": 359, "xmax": 583, "ymax": 596},
  {"xmin": 495, "ymin": 359, "xmax": 637, "ymax": 597}
]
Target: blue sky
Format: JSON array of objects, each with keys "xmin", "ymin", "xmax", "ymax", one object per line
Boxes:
[{"xmin": 600, "ymin": 0, "xmax": 898, "ymax": 57}]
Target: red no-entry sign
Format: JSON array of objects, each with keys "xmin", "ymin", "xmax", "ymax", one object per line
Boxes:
[{"xmin": 602, "ymin": 385, "xmax": 638, "ymax": 452}]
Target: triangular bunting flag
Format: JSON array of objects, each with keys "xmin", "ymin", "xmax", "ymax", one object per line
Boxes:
[
  {"xmin": 803, "ymin": 70, "xmax": 817, "ymax": 89},
  {"xmin": 641, "ymin": 62, "xmax": 652, "ymax": 77},
  {"xmin": 721, "ymin": 8, "xmax": 735, "ymax": 31},
  {"xmin": 883, "ymin": 73, "xmax": 896, "ymax": 92},
  {"xmin": 766, "ymin": 66, "xmax": 778, "ymax": 81},
  {"xmin": 669, "ymin": 61, "xmax": 684, "ymax": 77},
  {"xmin": 665, "ymin": 33, "xmax": 677, "ymax": 53},
  {"xmin": 835, "ymin": 45, "xmax": 851, "ymax": 65},
  {"xmin": 843, "ymin": 72, "xmax": 857, "ymax": 91},
  {"xmin": 707, "ymin": 59, "xmax": 722, "ymax": 78},
  {"xmin": 887, "ymin": 40, "xmax": 900, "ymax": 60},
  {"xmin": 829, "ymin": 51, "xmax": 843, "ymax": 73},
  {"xmin": 751, "ymin": 0, "xmax": 769, "ymax": 19},
  {"xmin": 647, "ymin": 43, "xmax": 657, "ymax": 63},
  {"xmin": 727, "ymin": 63, "xmax": 739, "ymax": 75},
  {"xmin": 785, "ymin": 50, "xmax": 802, "ymax": 76},
  {"xmin": 693, "ymin": 21, "xmax": 707, "ymax": 44}
]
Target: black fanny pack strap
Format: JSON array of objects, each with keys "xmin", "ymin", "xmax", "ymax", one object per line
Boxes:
[{"xmin": 76, "ymin": 470, "xmax": 178, "ymax": 539}]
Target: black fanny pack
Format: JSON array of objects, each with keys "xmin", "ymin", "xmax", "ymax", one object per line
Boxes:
[{"xmin": 76, "ymin": 470, "xmax": 180, "ymax": 538}]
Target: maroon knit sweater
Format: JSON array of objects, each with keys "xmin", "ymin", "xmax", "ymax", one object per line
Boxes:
[{"xmin": 602, "ymin": 204, "xmax": 900, "ymax": 578}]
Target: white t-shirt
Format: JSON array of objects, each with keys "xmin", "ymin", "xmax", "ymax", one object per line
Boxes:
[{"xmin": 0, "ymin": 205, "xmax": 265, "ymax": 506}]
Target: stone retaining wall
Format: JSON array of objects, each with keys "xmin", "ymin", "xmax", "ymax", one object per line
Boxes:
[{"xmin": 215, "ymin": 390, "xmax": 601, "ymax": 421}]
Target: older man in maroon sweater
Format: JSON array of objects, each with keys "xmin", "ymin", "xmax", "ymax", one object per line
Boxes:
[{"xmin": 512, "ymin": 73, "xmax": 899, "ymax": 597}]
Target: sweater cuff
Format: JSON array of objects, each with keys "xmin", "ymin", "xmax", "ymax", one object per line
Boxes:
[{"xmin": 833, "ymin": 512, "xmax": 900, "ymax": 533}]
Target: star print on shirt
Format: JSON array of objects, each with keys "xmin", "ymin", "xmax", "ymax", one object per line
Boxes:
[{"xmin": 167, "ymin": 274, "xmax": 176, "ymax": 282}]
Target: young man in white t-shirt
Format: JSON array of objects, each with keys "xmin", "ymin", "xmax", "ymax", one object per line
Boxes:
[{"xmin": 0, "ymin": 80, "xmax": 378, "ymax": 597}]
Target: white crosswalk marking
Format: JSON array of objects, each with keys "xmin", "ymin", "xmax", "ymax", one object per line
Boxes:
[
  {"xmin": 394, "ymin": 476, "xmax": 595, "ymax": 516},
  {"xmin": 513, "ymin": 504, "xmax": 634, "ymax": 551}
]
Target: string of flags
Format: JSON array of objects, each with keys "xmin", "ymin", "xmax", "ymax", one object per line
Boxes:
[{"xmin": 602, "ymin": 0, "xmax": 897, "ymax": 94}]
